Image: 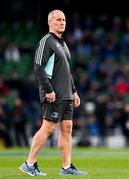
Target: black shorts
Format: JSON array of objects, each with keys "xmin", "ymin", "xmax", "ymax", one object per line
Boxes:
[{"xmin": 41, "ymin": 100, "xmax": 73, "ymax": 122}]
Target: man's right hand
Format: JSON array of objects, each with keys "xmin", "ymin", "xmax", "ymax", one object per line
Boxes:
[{"xmin": 46, "ymin": 91, "xmax": 56, "ymax": 103}]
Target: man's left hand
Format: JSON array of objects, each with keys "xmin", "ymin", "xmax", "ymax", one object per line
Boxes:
[{"xmin": 73, "ymin": 92, "xmax": 80, "ymax": 108}]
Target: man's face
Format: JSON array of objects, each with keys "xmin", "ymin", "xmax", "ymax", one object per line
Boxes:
[{"xmin": 49, "ymin": 11, "xmax": 66, "ymax": 34}]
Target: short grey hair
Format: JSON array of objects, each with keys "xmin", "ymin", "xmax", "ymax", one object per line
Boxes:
[{"xmin": 48, "ymin": 9, "xmax": 64, "ymax": 22}]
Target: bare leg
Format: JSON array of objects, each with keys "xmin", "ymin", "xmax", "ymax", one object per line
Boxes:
[
  {"xmin": 58, "ymin": 120, "xmax": 73, "ymax": 167},
  {"xmin": 27, "ymin": 119, "xmax": 57, "ymax": 164}
]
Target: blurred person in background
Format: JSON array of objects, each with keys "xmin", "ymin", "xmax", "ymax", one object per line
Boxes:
[
  {"xmin": 0, "ymin": 75, "xmax": 9, "ymax": 96},
  {"xmin": 4, "ymin": 42, "xmax": 21, "ymax": 63},
  {"xmin": 12, "ymin": 97, "xmax": 29, "ymax": 147},
  {"xmin": 19, "ymin": 9, "xmax": 87, "ymax": 176},
  {"xmin": 120, "ymin": 103, "xmax": 129, "ymax": 146},
  {"xmin": 0, "ymin": 105, "xmax": 12, "ymax": 147}
]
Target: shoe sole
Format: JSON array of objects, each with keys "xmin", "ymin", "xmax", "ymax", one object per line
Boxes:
[
  {"xmin": 60, "ymin": 172, "xmax": 88, "ymax": 176},
  {"xmin": 19, "ymin": 166, "xmax": 47, "ymax": 176},
  {"xmin": 19, "ymin": 166, "xmax": 35, "ymax": 176}
]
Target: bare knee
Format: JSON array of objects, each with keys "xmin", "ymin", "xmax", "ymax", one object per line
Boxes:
[
  {"xmin": 39, "ymin": 120, "xmax": 57, "ymax": 137},
  {"xmin": 61, "ymin": 123, "xmax": 72, "ymax": 136},
  {"xmin": 46, "ymin": 125, "xmax": 56, "ymax": 136}
]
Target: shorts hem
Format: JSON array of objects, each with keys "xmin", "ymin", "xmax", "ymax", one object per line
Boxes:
[{"xmin": 43, "ymin": 117, "xmax": 58, "ymax": 123}]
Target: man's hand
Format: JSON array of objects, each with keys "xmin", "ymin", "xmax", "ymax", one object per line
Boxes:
[
  {"xmin": 46, "ymin": 91, "xmax": 56, "ymax": 103},
  {"xmin": 73, "ymin": 92, "xmax": 80, "ymax": 108}
]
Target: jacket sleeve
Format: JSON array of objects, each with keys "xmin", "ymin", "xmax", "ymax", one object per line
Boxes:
[
  {"xmin": 71, "ymin": 75, "xmax": 77, "ymax": 93},
  {"xmin": 34, "ymin": 63, "xmax": 53, "ymax": 93},
  {"xmin": 34, "ymin": 36, "xmax": 54, "ymax": 93}
]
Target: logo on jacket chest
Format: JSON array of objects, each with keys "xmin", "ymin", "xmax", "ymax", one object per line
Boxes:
[{"xmin": 56, "ymin": 43, "xmax": 61, "ymax": 50}]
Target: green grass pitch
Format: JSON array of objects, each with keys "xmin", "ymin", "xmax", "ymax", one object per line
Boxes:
[{"xmin": 0, "ymin": 147, "xmax": 129, "ymax": 179}]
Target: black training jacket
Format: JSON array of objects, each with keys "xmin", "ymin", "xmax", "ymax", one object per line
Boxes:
[{"xmin": 34, "ymin": 32, "xmax": 76, "ymax": 103}]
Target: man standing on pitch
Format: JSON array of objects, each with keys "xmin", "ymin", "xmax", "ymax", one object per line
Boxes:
[{"xmin": 19, "ymin": 9, "xmax": 87, "ymax": 176}]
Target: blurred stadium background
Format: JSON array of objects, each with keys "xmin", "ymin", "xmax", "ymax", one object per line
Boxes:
[{"xmin": 0, "ymin": 0, "xmax": 129, "ymax": 149}]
